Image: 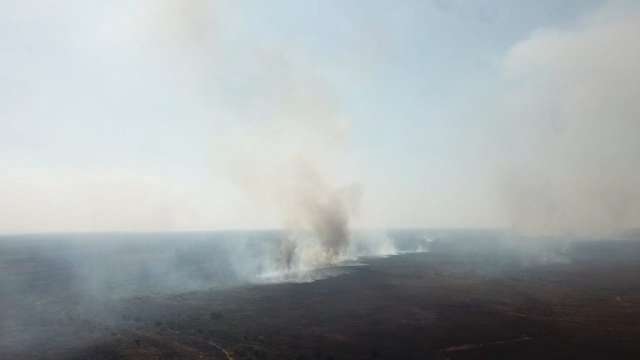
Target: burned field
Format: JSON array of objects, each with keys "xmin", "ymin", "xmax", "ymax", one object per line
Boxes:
[{"xmin": 2, "ymin": 233, "xmax": 640, "ymax": 359}]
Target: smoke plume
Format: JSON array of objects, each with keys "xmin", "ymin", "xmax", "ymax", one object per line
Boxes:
[
  {"xmin": 214, "ymin": 50, "xmax": 360, "ymax": 271},
  {"xmin": 498, "ymin": 1, "xmax": 640, "ymax": 237}
]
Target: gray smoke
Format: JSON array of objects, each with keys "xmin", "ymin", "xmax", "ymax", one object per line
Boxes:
[
  {"xmin": 281, "ymin": 163, "xmax": 362, "ymax": 267},
  {"xmin": 214, "ymin": 49, "xmax": 360, "ymax": 271},
  {"xmin": 227, "ymin": 137, "xmax": 361, "ymax": 271}
]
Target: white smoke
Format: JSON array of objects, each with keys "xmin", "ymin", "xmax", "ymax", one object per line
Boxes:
[{"xmin": 498, "ymin": 1, "xmax": 640, "ymax": 237}]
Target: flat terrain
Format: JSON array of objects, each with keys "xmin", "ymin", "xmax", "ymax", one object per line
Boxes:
[{"xmin": 3, "ymin": 235, "xmax": 640, "ymax": 359}]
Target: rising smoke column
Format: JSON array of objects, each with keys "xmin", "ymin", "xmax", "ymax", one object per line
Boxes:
[
  {"xmin": 215, "ymin": 49, "xmax": 361, "ymax": 271},
  {"xmin": 280, "ymin": 162, "xmax": 362, "ymax": 267},
  {"xmin": 229, "ymin": 135, "xmax": 360, "ymax": 272}
]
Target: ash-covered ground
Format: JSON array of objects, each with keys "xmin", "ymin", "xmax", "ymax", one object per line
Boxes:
[{"xmin": 2, "ymin": 230, "xmax": 640, "ymax": 359}]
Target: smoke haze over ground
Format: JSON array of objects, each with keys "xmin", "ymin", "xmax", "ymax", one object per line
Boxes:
[{"xmin": 0, "ymin": 230, "xmax": 431, "ymax": 355}]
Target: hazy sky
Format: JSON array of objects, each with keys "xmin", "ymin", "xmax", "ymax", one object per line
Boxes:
[{"xmin": 2, "ymin": 0, "xmax": 638, "ymax": 233}]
